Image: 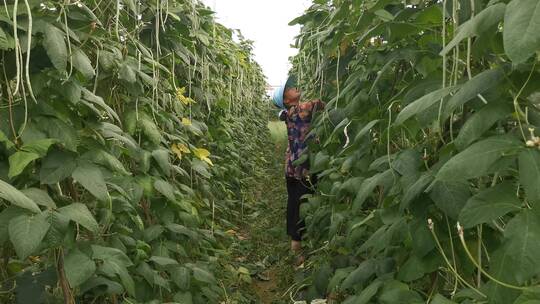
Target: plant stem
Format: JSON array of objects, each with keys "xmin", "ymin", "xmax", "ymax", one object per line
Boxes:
[
  {"xmin": 457, "ymin": 223, "xmax": 530, "ymax": 291},
  {"xmin": 476, "ymin": 224, "xmax": 482, "ymax": 287},
  {"xmin": 428, "ymin": 219, "xmax": 486, "ymax": 298}
]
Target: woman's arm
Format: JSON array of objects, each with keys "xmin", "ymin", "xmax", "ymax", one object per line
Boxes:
[
  {"xmin": 310, "ymin": 99, "xmax": 326, "ymax": 112},
  {"xmin": 278, "ymin": 109, "xmax": 288, "ymax": 121}
]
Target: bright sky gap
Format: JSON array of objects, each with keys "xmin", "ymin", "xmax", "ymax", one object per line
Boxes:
[{"xmin": 201, "ymin": 0, "xmax": 311, "ymax": 88}]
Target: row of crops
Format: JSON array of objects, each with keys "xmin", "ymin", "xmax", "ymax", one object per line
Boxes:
[
  {"xmin": 0, "ymin": 0, "xmax": 269, "ymax": 303},
  {"xmin": 290, "ymin": 0, "xmax": 540, "ymax": 303}
]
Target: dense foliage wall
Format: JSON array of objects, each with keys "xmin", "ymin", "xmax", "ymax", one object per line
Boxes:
[
  {"xmin": 291, "ymin": 0, "xmax": 540, "ymax": 303},
  {"xmin": 0, "ymin": 0, "xmax": 269, "ymax": 303}
]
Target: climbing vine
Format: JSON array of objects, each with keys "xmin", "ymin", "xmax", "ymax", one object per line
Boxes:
[
  {"xmin": 291, "ymin": 0, "xmax": 540, "ymax": 303},
  {"xmin": 0, "ymin": 0, "xmax": 269, "ymax": 303}
]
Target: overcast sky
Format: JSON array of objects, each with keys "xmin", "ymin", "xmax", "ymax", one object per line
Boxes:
[{"xmin": 201, "ymin": 0, "xmax": 311, "ymax": 87}]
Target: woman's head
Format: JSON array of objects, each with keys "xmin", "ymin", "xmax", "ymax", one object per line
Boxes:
[
  {"xmin": 283, "ymin": 75, "xmax": 300, "ymax": 108},
  {"xmin": 272, "ymin": 74, "xmax": 300, "ymax": 109},
  {"xmin": 283, "ymin": 86, "xmax": 301, "ymax": 108}
]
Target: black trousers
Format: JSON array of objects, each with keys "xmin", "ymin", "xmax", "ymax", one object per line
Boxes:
[{"xmin": 286, "ymin": 176, "xmax": 316, "ymax": 241}]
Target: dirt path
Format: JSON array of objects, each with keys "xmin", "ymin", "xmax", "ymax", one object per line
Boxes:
[
  {"xmin": 236, "ymin": 161, "xmax": 294, "ymax": 304},
  {"xmin": 252, "ymin": 267, "xmax": 279, "ymax": 304},
  {"xmin": 226, "ymin": 121, "xmax": 296, "ymax": 303}
]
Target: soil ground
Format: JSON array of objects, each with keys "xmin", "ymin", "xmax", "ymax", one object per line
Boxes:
[{"xmin": 226, "ymin": 121, "xmax": 299, "ymax": 303}]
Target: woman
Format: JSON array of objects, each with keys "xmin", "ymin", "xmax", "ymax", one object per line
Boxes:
[{"xmin": 272, "ymin": 75, "xmax": 325, "ymax": 265}]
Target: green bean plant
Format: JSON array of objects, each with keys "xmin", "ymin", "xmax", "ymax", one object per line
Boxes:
[
  {"xmin": 290, "ymin": 0, "xmax": 540, "ymax": 303},
  {"xmin": 0, "ymin": 0, "xmax": 269, "ymax": 303}
]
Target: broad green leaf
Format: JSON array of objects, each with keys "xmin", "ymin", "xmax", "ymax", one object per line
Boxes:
[
  {"xmin": 394, "ymin": 86, "xmax": 458, "ymax": 125},
  {"xmin": 101, "ymin": 260, "xmax": 135, "ymax": 296},
  {"xmin": 91, "ymin": 245, "xmax": 133, "ymax": 266},
  {"xmin": 79, "ymin": 277, "xmax": 124, "ymax": 295},
  {"xmin": 59, "ymin": 203, "xmax": 99, "ymax": 233},
  {"xmin": 136, "ymin": 262, "xmax": 155, "ymax": 286},
  {"xmin": 353, "ymin": 120, "xmax": 379, "ymax": 143},
  {"xmin": 82, "ymin": 89, "xmax": 121, "ymax": 123},
  {"xmin": 185, "ymin": 119, "xmax": 205, "ymax": 137},
  {"xmin": 341, "ymin": 260, "xmax": 375, "ymax": 289},
  {"xmin": 409, "ymin": 219, "xmax": 436, "ymax": 257},
  {"xmin": 152, "ymin": 149, "xmax": 172, "ymax": 176},
  {"xmin": 353, "ymin": 169, "xmax": 394, "ymax": 211},
  {"xmin": 340, "ymin": 176, "xmax": 365, "ymax": 194},
  {"xmin": 95, "ymin": 122, "xmax": 138, "ymax": 150},
  {"xmin": 166, "ymin": 224, "xmax": 197, "ymax": 239},
  {"xmin": 98, "ymin": 50, "xmax": 118, "ymax": 71},
  {"xmin": 519, "ymin": 149, "xmax": 540, "ymax": 207},
  {"xmin": 429, "ymin": 180, "xmax": 470, "ymax": 219},
  {"xmin": 512, "ymin": 288, "xmax": 540, "ymax": 304},
  {"xmin": 502, "ymin": 210, "xmax": 540, "ymax": 283},
  {"xmin": 149, "ymin": 256, "xmax": 179, "ymax": 266},
  {"xmin": 19, "ymin": 122, "xmax": 47, "ymax": 144},
  {"xmin": 64, "ymin": 249, "xmax": 96, "ymax": 287},
  {"xmin": 414, "ymin": 5, "xmax": 442, "ymax": 25},
  {"xmin": 485, "ymin": 247, "xmax": 521, "ymax": 304},
  {"xmin": 72, "ymin": 48, "xmax": 95, "ymax": 79},
  {"xmin": 153, "ymin": 273, "xmax": 171, "ymax": 290},
  {"xmin": 442, "ymin": 68, "xmax": 503, "ymax": 118},
  {"xmin": 392, "ymin": 149, "xmax": 421, "ymax": 176},
  {"xmin": 367, "ymin": 0, "xmax": 397, "ymax": 11},
  {"xmin": 359, "ymin": 219, "xmax": 406, "ymax": 254},
  {"xmin": 43, "ymin": 211, "xmax": 70, "ymax": 248},
  {"xmin": 154, "ymin": 180, "xmax": 176, "ymax": 201},
  {"xmin": 378, "ymin": 280, "xmax": 423, "ymax": 304},
  {"xmin": 21, "ymin": 188, "xmax": 56, "ymax": 209},
  {"xmin": 9, "ymin": 139, "xmax": 57, "ymax": 178},
  {"xmin": 503, "ymin": 0, "xmax": 540, "ymax": 63},
  {"xmin": 81, "ymin": 150, "xmax": 129, "ymax": 175},
  {"xmin": 72, "ymin": 162, "xmax": 109, "ymax": 202},
  {"xmin": 13, "ymin": 267, "xmax": 57, "ymax": 304},
  {"xmin": 0, "ymin": 180, "xmax": 40, "ymax": 213},
  {"xmin": 355, "ymin": 280, "xmax": 383, "ymax": 304},
  {"xmin": 459, "ymin": 182, "xmax": 521, "ymax": 228},
  {"xmin": 193, "ymin": 29, "xmax": 211, "ymax": 46},
  {"xmin": 137, "ymin": 70, "xmax": 156, "ymax": 86},
  {"xmin": 436, "ymin": 136, "xmax": 522, "ymax": 181},
  {"xmin": 40, "ymin": 150, "xmax": 77, "ymax": 184},
  {"xmin": 323, "ymin": 115, "xmax": 348, "ymax": 142},
  {"xmin": 0, "ymin": 207, "xmax": 29, "ymax": 244},
  {"xmin": 431, "ymin": 294, "xmax": 458, "ymax": 304},
  {"xmin": 9, "ymin": 214, "xmax": 50, "ymax": 259},
  {"xmin": 20, "ymin": 139, "xmax": 57, "ymax": 156},
  {"xmin": 8, "ymin": 151, "xmax": 39, "ymax": 178},
  {"xmin": 374, "ymin": 9, "xmax": 394, "ymax": 21},
  {"xmin": 139, "ymin": 117, "xmax": 162, "ymax": 145},
  {"xmin": 400, "ymin": 173, "xmax": 434, "ymax": 209},
  {"xmin": 173, "ymin": 292, "xmax": 193, "ymax": 304},
  {"xmin": 143, "ymin": 225, "xmax": 164, "ymax": 242},
  {"xmin": 43, "ymin": 23, "xmax": 67, "ymax": 71},
  {"xmin": 454, "ymin": 103, "xmax": 511, "ymax": 150},
  {"xmin": 61, "ymin": 81, "xmax": 82, "ymax": 104},
  {"xmin": 0, "ymin": 27, "xmax": 14, "ymax": 50},
  {"xmin": 0, "ymin": 130, "xmax": 14, "ymax": 149},
  {"xmin": 37, "ymin": 117, "xmax": 78, "ymax": 151},
  {"xmin": 123, "ymin": 110, "xmax": 137, "ymax": 134},
  {"xmin": 440, "ymin": 3, "xmax": 506, "ymax": 55},
  {"xmin": 170, "ymin": 266, "xmax": 190, "ymax": 290},
  {"xmin": 311, "ymin": 151, "xmax": 330, "ymax": 173},
  {"xmin": 118, "ymin": 63, "xmax": 137, "ymax": 83},
  {"xmin": 192, "ymin": 266, "xmax": 216, "ymax": 284},
  {"xmin": 397, "ymin": 253, "xmax": 439, "ymax": 282}
]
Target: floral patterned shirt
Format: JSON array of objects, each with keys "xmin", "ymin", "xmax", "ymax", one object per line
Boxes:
[{"xmin": 285, "ymin": 100, "xmax": 325, "ymax": 179}]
